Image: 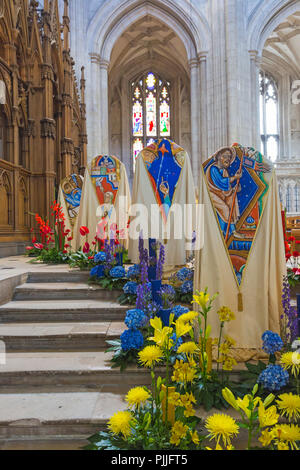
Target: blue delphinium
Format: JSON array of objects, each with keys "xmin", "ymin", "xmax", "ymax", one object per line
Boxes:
[
  {"xmin": 123, "ymin": 281, "xmax": 138, "ymax": 295},
  {"xmin": 110, "ymin": 266, "xmax": 126, "ymax": 278},
  {"xmin": 126, "ymin": 264, "xmax": 141, "ymax": 280},
  {"xmin": 171, "ymin": 305, "xmax": 190, "ymax": 319},
  {"xmin": 94, "ymin": 252, "xmax": 106, "ymax": 263},
  {"xmin": 180, "ymin": 280, "xmax": 193, "ymax": 294},
  {"xmin": 120, "ymin": 329, "xmax": 144, "ymax": 351},
  {"xmin": 125, "ymin": 309, "xmax": 148, "ymax": 330},
  {"xmin": 176, "ymin": 267, "xmax": 193, "ymax": 282},
  {"xmin": 258, "ymin": 364, "xmax": 289, "ymax": 391},
  {"xmin": 262, "ymin": 330, "xmax": 284, "ymax": 355}
]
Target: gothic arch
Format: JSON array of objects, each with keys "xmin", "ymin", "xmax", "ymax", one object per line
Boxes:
[
  {"xmin": 87, "ymin": 0, "xmax": 210, "ymax": 61},
  {"xmin": 248, "ymin": 0, "xmax": 300, "ymax": 54}
]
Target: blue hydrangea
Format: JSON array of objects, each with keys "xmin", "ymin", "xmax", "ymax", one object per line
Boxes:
[
  {"xmin": 90, "ymin": 266, "xmax": 98, "ymax": 277},
  {"xmin": 123, "ymin": 281, "xmax": 138, "ymax": 295},
  {"xmin": 171, "ymin": 305, "xmax": 190, "ymax": 319},
  {"xmin": 110, "ymin": 266, "xmax": 126, "ymax": 278},
  {"xmin": 176, "ymin": 267, "xmax": 193, "ymax": 282},
  {"xmin": 120, "ymin": 329, "xmax": 144, "ymax": 351},
  {"xmin": 90, "ymin": 265, "xmax": 105, "ymax": 278},
  {"xmin": 94, "ymin": 252, "xmax": 106, "ymax": 263},
  {"xmin": 125, "ymin": 309, "xmax": 148, "ymax": 330},
  {"xmin": 126, "ymin": 264, "xmax": 141, "ymax": 280},
  {"xmin": 262, "ymin": 330, "xmax": 284, "ymax": 355},
  {"xmin": 170, "ymin": 332, "xmax": 183, "ymax": 352},
  {"xmin": 180, "ymin": 280, "xmax": 193, "ymax": 294},
  {"xmin": 258, "ymin": 364, "xmax": 289, "ymax": 391}
]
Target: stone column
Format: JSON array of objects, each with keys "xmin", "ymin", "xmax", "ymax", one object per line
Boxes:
[
  {"xmin": 100, "ymin": 59, "xmax": 109, "ymax": 155},
  {"xmin": 189, "ymin": 58, "xmax": 200, "ymax": 184},
  {"xmin": 249, "ymin": 50, "xmax": 261, "ymax": 150},
  {"xmin": 199, "ymin": 51, "xmax": 208, "ymax": 162},
  {"xmin": 281, "ymin": 73, "xmax": 291, "ymax": 160},
  {"xmin": 87, "ymin": 53, "xmax": 102, "ymax": 160}
]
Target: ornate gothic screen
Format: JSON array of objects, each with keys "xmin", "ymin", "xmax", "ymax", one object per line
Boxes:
[
  {"xmin": 131, "ymin": 72, "xmax": 171, "ymax": 170},
  {"xmin": 259, "ymin": 71, "xmax": 279, "ymax": 162}
]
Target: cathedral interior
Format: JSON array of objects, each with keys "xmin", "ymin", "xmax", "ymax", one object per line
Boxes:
[{"xmin": 1, "ymin": 0, "xmax": 300, "ymax": 256}]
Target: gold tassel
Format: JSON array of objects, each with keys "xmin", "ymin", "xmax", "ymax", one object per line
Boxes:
[{"xmin": 238, "ymin": 292, "xmax": 243, "ymax": 312}]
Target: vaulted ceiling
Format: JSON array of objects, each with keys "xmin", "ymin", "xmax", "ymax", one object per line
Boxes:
[
  {"xmin": 263, "ymin": 12, "xmax": 300, "ymax": 76},
  {"xmin": 109, "ymin": 15, "xmax": 188, "ymax": 79}
]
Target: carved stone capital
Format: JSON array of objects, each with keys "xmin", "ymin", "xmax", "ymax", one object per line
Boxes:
[
  {"xmin": 61, "ymin": 137, "xmax": 74, "ymax": 155},
  {"xmin": 40, "ymin": 118, "xmax": 56, "ymax": 139}
]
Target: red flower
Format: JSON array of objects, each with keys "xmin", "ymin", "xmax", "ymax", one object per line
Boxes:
[
  {"xmin": 292, "ymin": 251, "xmax": 300, "ymax": 258},
  {"xmin": 88, "ymin": 256, "xmax": 94, "ymax": 260},
  {"xmin": 26, "ymin": 246, "xmax": 34, "ymax": 251},
  {"xmin": 288, "ymin": 236, "xmax": 295, "ymax": 242},
  {"xmin": 67, "ymin": 237, "xmax": 73, "ymax": 242},
  {"xmin": 33, "ymin": 242, "xmax": 44, "ymax": 250},
  {"xmin": 83, "ymin": 242, "xmax": 90, "ymax": 253},
  {"xmin": 32, "ymin": 237, "xmax": 37, "ymax": 243},
  {"xmin": 115, "ymin": 240, "xmax": 120, "ymax": 246},
  {"xmin": 80, "ymin": 226, "xmax": 89, "ymax": 236},
  {"xmin": 64, "ymin": 244, "xmax": 70, "ymax": 249},
  {"xmin": 286, "ymin": 253, "xmax": 292, "ymax": 260}
]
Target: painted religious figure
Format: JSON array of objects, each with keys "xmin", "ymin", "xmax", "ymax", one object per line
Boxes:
[
  {"xmin": 60, "ymin": 174, "xmax": 83, "ymax": 226},
  {"xmin": 203, "ymin": 144, "xmax": 272, "ymax": 285},
  {"xmin": 90, "ymin": 155, "xmax": 121, "ymax": 220},
  {"xmin": 141, "ymin": 139, "xmax": 186, "ymax": 222}
]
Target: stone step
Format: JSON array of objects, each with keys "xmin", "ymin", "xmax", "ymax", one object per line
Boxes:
[
  {"xmin": 26, "ymin": 271, "xmax": 90, "ymax": 284},
  {"xmin": 0, "ymin": 300, "xmax": 128, "ymax": 323},
  {"xmin": 0, "ymin": 351, "xmax": 152, "ymax": 392},
  {"xmin": 0, "ymin": 322, "xmax": 125, "ymax": 352},
  {"xmin": 13, "ymin": 282, "xmax": 122, "ymax": 301},
  {"xmin": 0, "ymin": 391, "xmax": 126, "ymax": 445}
]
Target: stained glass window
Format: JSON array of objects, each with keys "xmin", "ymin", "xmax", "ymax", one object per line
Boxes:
[
  {"xmin": 259, "ymin": 71, "xmax": 279, "ymax": 162},
  {"xmin": 131, "ymin": 72, "xmax": 172, "ymax": 170}
]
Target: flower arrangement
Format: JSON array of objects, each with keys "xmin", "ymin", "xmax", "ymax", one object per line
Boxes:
[
  {"xmin": 158, "ymin": 285, "xmax": 176, "ymax": 310},
  {"xmin": 87, "ymin": 311, "xmax": 300, "ymax": 451},
  {"xmin": 285, "ymin": 236, "xmax": 300, "ymax": 287},
  {"xmin": 169, "ymin": 265, "xmax": 194, "ymax": 304},
  {"xmin": 26, "ymin": 201, "xmax": 72, "ymax": 264}
]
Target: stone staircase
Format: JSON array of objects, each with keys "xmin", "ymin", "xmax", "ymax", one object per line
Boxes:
[{"xmin": 0, "ymin": 271, "xmax": 144, "ymax": 450}]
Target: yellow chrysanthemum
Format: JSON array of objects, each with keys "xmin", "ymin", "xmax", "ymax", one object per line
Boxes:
[
  {"xmin": 205, "ymin": 413, "xmax": 239, "ymax": 447},
  {"xmin": 273, "ymin": 424, "xmax": 300, "ymax": 450},
  {"xmin": 177, "ymin": 341, "xmax": 199, "ymax": 356},
  {"xmin": 108, "ymin": 411, "xmax": 134, "ymax": 438},
  {"xmin": 138, "ymin": 345, "xmax": 164, "ymax": 368},
  {"xmin": 193, "ymin": 291, "xmax": 210, "ymax": 309},
  {"xmin": 276, "ymin": 393, "xmax": 300, "ymax": 422},
  {"xmin": 280, "ymin": 351, "xmax": 300, "ymax": 377},
  {"xmin": 217, "ymin": 306, "xmax": 235, "ymax": 323},
  {"xmin": 178, "ymin": 311, "xmax": 199, "ymax": 324},
  {"xmin": 258, "ymin": 403, "xmax": 279, "ymax": 428},
  {"xmin": 170, "ymin": 421, "xmax": 189, "ymax": 446},
  {"xmin": 125, "ymin": 387, "xmax": 150, "ymax": 408}
]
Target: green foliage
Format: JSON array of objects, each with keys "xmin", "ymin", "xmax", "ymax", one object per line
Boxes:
[
  {"xmin": 106, "ymin": 339, "xmax": 140, "ymax": 372},
  {"xmin": 68, "ymin": 251, "xmax": 95, "ymax": 270},
  {"xmin": 174, "ymin": 287, "xmax": 193, "ymax": 305},
  {"xmin": 35, "ymin": 248, "xmax": 70, "ymax": 264},
  {"xmin": 117, "ymin": 292, "xmax": 137, "ymax": 305}
]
